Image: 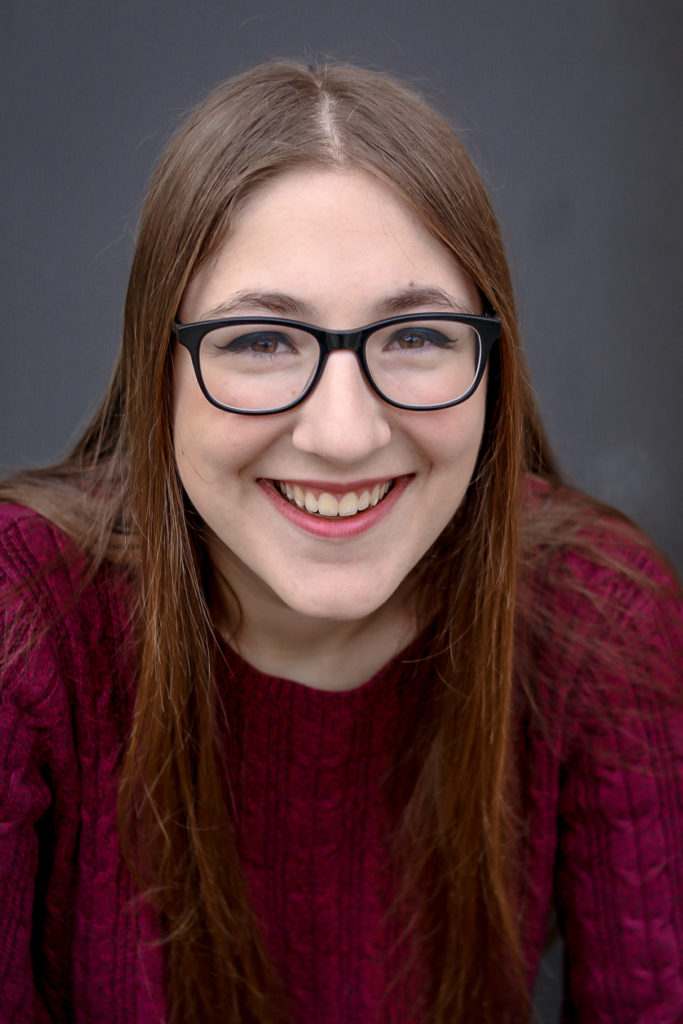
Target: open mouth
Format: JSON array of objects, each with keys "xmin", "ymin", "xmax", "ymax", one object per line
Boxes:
[{"xmin": 275, "ymin": 479, "xmax": 395, "ymax": 518}]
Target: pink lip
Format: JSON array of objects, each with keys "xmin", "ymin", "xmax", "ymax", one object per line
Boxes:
[{"xmin": 259, "ymin": 475, "xmax": 413, "ymax": 538}]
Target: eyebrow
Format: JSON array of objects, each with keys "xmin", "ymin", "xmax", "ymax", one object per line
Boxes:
[
  {"xmin": 198, "ymin": 291, "xmax": 316, "ymax": 320},
  {"xmin": 196, "ymin": 286, "xmax": 477, "ymax": 323},
  {"xmin": 373, "ymin": 287, "xmax": 477, "ymax": 317}
]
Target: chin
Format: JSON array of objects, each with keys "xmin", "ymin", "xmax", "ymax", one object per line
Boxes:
[
  {"xmin": 284, "ymin": 593, "xmax": 388, "ymax": 623},
  {"xmin": 274, "ymin": 579, "xmax": 401, "ymax": 624}
]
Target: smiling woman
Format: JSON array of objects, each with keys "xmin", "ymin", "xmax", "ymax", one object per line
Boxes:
[{"xmin": 0, "ymin": 61, "xmax": 681, "ymax": 1024}]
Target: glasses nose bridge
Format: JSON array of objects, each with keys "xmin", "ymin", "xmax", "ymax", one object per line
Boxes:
[
  {"xmin": 318, "ymin": 326, "xmax": 367, "ymax": 355},
  {"xmin": 314, "ymin": 325, "xmax": 369, "ymax": 383}
]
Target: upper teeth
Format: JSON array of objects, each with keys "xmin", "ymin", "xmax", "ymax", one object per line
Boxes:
[{"xmin": 277, "ymin": 480, "xmax": 392, "ymax": 517}]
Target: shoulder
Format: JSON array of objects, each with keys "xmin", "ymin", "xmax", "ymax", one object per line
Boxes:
[
  {"xmin": 0, "ymin": 500, "xmax": 82, "ymax": 586},
  {"xmin": 0, "ymin": 501, "xmax": 135, "ymax": 711},
  {"xmin": 0, "ymin": 498, "xmax": 132, "ymax": 605},
  {"xmin": 0, "ymin": 501, "xmax": 98, "ymax": 645},
  {"xmin": 519, "ymin": 476, "xmax": 680, "ymax": 639},
  {"xmin": 517, "ymin": 478, "xmax": 681, "ymax": 735}
]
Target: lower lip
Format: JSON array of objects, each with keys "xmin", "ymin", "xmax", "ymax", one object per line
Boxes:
[{"xmin": 259, "ymin": 476, "xmax": 413, "ymax": 538}]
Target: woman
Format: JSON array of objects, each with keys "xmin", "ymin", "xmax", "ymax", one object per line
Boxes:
[{"xmin": 0, "ymin": 61, "xmax": 680, "ymax": 1023}]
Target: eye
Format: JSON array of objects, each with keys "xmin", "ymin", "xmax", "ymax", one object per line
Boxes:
[
  {"xmin": 385, "ymin": 327, "xmax": 454, "ymax": 351},
  {"xmin": 219, "ymin": 331, "xmax": 297, "ymax": 355}
]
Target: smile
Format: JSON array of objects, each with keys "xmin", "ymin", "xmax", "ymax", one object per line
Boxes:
[{"xmin": 275, "ymin": 480, "xmax": 394, "ymax": 517}]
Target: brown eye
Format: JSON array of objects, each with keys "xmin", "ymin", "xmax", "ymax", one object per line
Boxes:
[
  {"xmin": 395, "ymin": 331, "xmax": 426, "ymax": 349},
  {"xmin": 386, "ymin": 328, "xmax": 454, "ymax": 351},
  {"xmin": 218, "ymin": 331, "xmax": 296, "ymax": 355},
  {"xmin": 249, "ymin": 334, "xmax": 281, "ymax": 354}
]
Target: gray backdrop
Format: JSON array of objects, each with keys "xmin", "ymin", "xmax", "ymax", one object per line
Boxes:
[{"xmin": 2, "ymin": 2, "xmax": 682, "ymax": 1018}]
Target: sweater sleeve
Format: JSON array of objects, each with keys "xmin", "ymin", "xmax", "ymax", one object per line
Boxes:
[
  {"xmin": 553, "ymin": 551, "xmax": 683, "ymax": 1022},
  {"xmin": 0, "ymin": 510, "xmax": 82, "ymax": 1023}
]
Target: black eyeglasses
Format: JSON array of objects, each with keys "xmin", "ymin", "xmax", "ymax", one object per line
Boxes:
[{"xmin": 172, "ymin": 312, "xmax": 501, "ymax": 415}]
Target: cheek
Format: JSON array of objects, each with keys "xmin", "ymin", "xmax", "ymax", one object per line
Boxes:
[
  {"xmin": 172, "ymin": 352, "xmax": 287, "ymax": 489},
  {"xmin": 173, "ymin": 409, "xmax": 274, "ymax": 490},
  {"xmin": 407, "ymin": 398, "xmax": 487, "ymax": 472}
]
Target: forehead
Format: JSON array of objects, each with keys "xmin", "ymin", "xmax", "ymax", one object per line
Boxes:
[{"xmin": 179, "ymin": 167, "xmax": 481, "ymax": 324}]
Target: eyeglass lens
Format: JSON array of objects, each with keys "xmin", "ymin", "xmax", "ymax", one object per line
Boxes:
[{"xmin": 197, "ymin": 319, "xmax": 481, "ymax": 412}]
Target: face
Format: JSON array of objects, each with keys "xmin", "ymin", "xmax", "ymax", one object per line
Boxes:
[{"xmin": 173, "ymin": 168, "xmax": 487, "ymax": 630}]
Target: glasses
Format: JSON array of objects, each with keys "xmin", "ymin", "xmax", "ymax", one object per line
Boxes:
[{"xmin": 172, "ymin": 312, "xmax": 501, "ymax": 415}]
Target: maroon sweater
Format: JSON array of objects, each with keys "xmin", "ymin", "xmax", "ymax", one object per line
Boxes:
[{"xmin": 0, "ymin": 502, "xmax": 681, "ymax": 1022}]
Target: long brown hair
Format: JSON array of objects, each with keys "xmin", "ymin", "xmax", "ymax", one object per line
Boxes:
[{"xmin": 2, "ymin": 61, "xmax": 565, "ymax": 1021}]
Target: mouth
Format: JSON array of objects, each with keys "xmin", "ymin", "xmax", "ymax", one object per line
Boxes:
[{"xmin": 274, "ymin": 479, "xmax": 395, "ymax": 518}]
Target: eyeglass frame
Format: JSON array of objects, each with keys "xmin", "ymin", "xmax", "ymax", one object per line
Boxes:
[{"xmin": 172, "ymin": 311, "xmax": 502, "ymax": 415}]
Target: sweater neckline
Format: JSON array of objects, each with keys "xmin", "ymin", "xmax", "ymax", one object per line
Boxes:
[{"xmin": 215, "ymin": 631, "xmax": 429, "ymax": 712}]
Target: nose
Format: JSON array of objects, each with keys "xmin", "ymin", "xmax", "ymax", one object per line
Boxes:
[{"xmin": 291, "ymin": 351, "xmax": 392, "ymax": 462}]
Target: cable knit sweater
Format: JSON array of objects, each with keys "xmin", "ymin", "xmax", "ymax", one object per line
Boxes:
[{"xmin": 0, "ymin": 501, "xmax": 681, "ymax": 1023}]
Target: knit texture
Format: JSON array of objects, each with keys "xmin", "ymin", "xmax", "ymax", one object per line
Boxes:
[{"xmin": 0, "ymin": 502, "xmax": 681, "ymax": 1022}]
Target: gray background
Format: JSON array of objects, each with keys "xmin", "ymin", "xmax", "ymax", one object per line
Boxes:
[{"xmin": 1, "ymin": 1, "xmax": 682, "ymax": 1016}]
